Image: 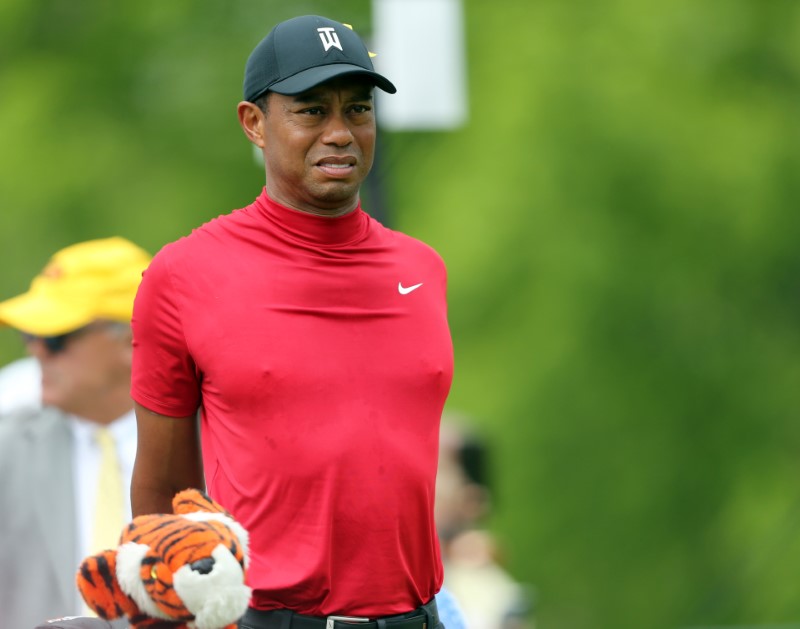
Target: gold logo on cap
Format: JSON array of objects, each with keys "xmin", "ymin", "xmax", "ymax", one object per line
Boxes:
[{"xmin": 342, "ymin": 23, "xmax": 377, "ymax": 57}]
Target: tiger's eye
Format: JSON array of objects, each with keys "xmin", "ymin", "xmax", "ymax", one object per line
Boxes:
[{"xmin": 151, "ymin": 566, "xmax": 158, "ymax": 579}]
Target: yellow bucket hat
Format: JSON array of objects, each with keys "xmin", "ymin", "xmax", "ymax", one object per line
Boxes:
[{"xmin": 0, "ymin": 237, "xmax": 152, "ymax": 336}]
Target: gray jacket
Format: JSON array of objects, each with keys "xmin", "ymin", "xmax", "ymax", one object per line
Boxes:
[{"xmin": 0, "ymin": 406, "xmax": 81, "ymax": 629}]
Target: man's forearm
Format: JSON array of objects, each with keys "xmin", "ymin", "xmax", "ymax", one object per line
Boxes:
[{"xmin": 130, "ymin": 477, "xmax": 180, "ymax": 516}]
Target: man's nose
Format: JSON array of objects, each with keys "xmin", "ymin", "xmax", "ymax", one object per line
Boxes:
[{"xmin": 321, "ymin": 114, "xmax": 354, "ymax": 146}]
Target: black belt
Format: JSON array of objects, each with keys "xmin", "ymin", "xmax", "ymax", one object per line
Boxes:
[{"xmin": 240, "ymin": 598, "xmax": 440, "ymax": 629}]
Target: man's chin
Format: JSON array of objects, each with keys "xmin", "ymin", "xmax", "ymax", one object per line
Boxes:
[{"xmin": 309, "ymin": 184, "xmax": 361, "ymax": 210}]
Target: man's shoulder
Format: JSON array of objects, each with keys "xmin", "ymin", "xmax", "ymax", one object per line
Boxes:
[
  {"xmin": 0, "ymin": 405, "xmax": 64, "ymax": 430},
  {"xmin": 381, "ymin": 225, "xmax": 447, "ymax": 266},
  {"xmin": 151, "ymin": 204, "xmax": 257, "ymax": 267},
  {"xmin": 0, "ymin": 406, "xmax": 66, "ymax": 452},
  {"xmin": 0, "ymin": 356, "xmax": 41, "ymax": 416}
]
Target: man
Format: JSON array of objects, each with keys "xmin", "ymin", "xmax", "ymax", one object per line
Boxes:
[
  {"xmin": 0, "ymin": 237, "xmax": 152, "ymax": 629},
  {"xmin": 130, "ymin": 14, "xmax": 454, "ymax": 629}
]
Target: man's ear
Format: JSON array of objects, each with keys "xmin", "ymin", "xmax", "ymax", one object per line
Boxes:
[{"xmin": 237, "ymin": 101, "xmax": 266, "ymax": 148}]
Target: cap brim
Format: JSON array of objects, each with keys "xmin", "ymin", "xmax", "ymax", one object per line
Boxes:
[
  {"xmin": 268, "ymin": 64, "xmax": 397, "ymax": 96},
  {"xmin": 0, "ymin": 291, "xmax": 93, "ymax": 336}
]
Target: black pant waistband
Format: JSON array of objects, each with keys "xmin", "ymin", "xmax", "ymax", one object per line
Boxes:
[{"xmin": 240, "ymin": 598, "xmax": 440, "ymax": 629}]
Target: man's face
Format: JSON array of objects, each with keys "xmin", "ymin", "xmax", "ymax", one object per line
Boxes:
[
  {"xmin": 24, "ymin": 322, "xmax": 131, "ymax": 420},
  {"xmin": 260, "ymin": 77, "xmax": 377, "ymax": 215}
]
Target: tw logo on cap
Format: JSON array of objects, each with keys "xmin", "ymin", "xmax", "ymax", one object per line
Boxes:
[{"xmin": 317, "ymin": 27, "xmax": 343, "ymax": 52}]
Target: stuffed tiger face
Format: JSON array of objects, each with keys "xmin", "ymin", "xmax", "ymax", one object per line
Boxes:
[{"xmin": 76, "ymin": 489, "xmax": 251, "ymax": 629}]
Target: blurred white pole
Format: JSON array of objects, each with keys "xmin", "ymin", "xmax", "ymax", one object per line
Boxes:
[{"xmin": 372, "ymin": 0, "xmax": 468, "ymax": 131}]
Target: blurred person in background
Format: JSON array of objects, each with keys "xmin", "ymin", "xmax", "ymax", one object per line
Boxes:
[
  {"xmin": 0, "ymin": 237, "xmax": 151, "ymax": 629},
  {"xmin": 437, "ymin": 415, "xmax": 535, "ymax": 629},
  {"xmin": 435, "ymin": 585, "xmax": 468, "ymax": 629},
  {"xmin": 0, "ymin": 354, "xmax": 41, "ymax": 415}
]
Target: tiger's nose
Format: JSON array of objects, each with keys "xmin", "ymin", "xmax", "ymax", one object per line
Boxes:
[{"xmin": 190, "ymin": 558, "xmax": 215, "ymax": 574}]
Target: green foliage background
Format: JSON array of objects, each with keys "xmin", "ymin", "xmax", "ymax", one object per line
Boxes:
[{"xmin": 2, "ymin": 1, "xmax": 799, "ymax": 628}]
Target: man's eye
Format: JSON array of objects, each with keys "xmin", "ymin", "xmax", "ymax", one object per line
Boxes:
[
  {"xmin": 350, "ymin": 104, "xmax": 372, "ymax": 114},
  {"xmin": 302, "ymin": 107, "xmax": 324, "ymax": 115}
]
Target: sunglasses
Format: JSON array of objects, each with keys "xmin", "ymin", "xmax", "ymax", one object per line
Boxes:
[{"xmin": 21, "ymin": 323, "xmax": 99, "ymax": 354}]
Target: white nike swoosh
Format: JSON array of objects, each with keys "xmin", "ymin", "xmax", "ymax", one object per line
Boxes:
[{"xmin": 398, "ymin": 282, "xmax": 423, "ymax": 295}]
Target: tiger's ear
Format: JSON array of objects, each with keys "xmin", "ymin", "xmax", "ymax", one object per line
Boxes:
[
  {"xmin": 172, "ymin": 488, "xmax": 229, "ymax": 516},
  {"xmin": 76, "ymin": 550, "xmax": 139, "ymax": 621}
]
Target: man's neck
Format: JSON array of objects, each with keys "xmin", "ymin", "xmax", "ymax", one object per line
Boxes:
[
  {"xmin": 264, "ymin": 185, "xmax": 360, "ymax": 218},
  {"xmin": 63, "ymin": 390, "xmax": 134, "ymax": 425}
]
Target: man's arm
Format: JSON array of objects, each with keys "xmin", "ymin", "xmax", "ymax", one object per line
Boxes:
[{"xmin": 131, "ymin": 402, "xmax": 205, "ymax": 516}]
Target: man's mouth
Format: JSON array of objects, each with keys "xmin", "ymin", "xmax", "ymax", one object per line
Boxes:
[{"xmin": 316, "ymin": 157, "xmax": 356, "ymax": 177}]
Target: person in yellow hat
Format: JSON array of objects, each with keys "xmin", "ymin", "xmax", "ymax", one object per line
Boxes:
[{"xmin": 0, "ymin": 237, "xmax": 151, "ymax": 629}]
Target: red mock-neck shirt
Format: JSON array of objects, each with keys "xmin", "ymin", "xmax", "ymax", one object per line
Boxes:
[{"xmin": 132, "ymin": 189, "xmax": 453, "ymax": 616}]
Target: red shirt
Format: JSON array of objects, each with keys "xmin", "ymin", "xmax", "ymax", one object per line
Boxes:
[{"xmin": 131, "ymin": 190, "xmax": 453, "ymax": 616}]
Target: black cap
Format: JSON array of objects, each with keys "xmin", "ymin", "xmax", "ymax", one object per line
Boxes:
[{"xmin": 243, "ymin": 15, "xmax": 397, "ymax": 102}]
